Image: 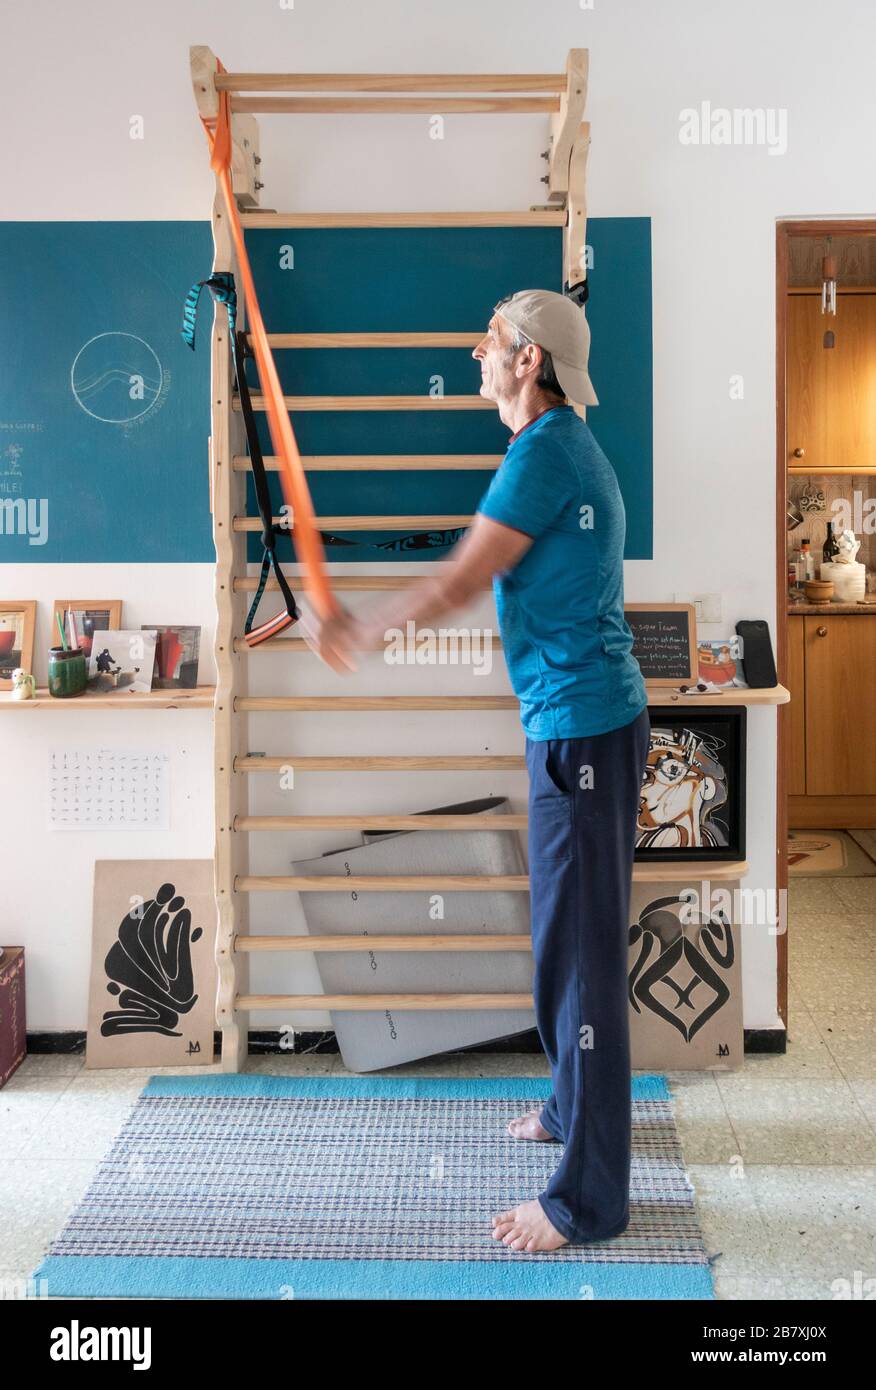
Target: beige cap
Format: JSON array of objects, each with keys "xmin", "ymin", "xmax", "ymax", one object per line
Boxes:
[{"xmin": 494, "ymin": 288, "xmax": 598, "ymax": 407}]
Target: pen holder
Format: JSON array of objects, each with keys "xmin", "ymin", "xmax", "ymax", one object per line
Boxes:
[{"xmin": 48, "ymin": 647, "xmax": 87, "ymax": 698}]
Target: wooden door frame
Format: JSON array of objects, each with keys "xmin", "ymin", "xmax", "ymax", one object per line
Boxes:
[{"xmin": 775, "ymin": 218, "xmax": 876, "ymax": 1029}]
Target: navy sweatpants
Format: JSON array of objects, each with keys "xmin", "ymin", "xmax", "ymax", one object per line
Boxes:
[{"xmin": 524, "ymin": 705, "xmax": 651, "ymax": 1244}]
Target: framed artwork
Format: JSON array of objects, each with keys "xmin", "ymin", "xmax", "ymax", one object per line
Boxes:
[
  {"xmin": 87, "ymin": 629, "xmax": 158, "ymax": 694},
  {"xmin": 636, "ymin": 706, "xmax": 747, "ymax": 862},
  {"xmin": 0, "ymin": 601, "xmax": 36, "ymax": 689},
  {"xmin": 696, "ymin": 637, "xmax": 748, "ymax": 690},
  {"xmin": 53, "ymin": 600, "xmax": 122, "ymax": 660},
  {"xmin": 143, "ymin": 624, "xmax": 201, "ymax": 689}
]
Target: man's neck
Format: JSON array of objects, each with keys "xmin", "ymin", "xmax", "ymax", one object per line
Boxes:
[{"xmin": 498, "ymin": 389, "xmax": 565, "ymax": 436}]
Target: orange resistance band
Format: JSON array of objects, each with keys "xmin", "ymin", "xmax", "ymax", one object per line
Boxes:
[{"xmin": 199, "ymin": 59, "xmax": 339, "ymax": 623}]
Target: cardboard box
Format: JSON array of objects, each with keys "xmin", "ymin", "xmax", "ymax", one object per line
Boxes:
[{"xmin": 0, "ymin": 947, "xmax": 26, "ymax": 1088}]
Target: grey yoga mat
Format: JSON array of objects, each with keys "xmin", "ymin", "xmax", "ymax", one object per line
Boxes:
[{"xmin": 290, "ymin": 796, "xmax": 536, "ymax": 1073}]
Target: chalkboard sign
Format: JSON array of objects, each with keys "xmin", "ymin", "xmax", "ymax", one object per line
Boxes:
[{"xmin": 624, "ymin": 603, "xmax": 697, "ymax": 684}]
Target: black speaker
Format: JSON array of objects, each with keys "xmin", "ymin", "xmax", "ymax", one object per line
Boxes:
[{"xmin": 735, "ymin": 619, "xmax": 778, "ymax": 688}]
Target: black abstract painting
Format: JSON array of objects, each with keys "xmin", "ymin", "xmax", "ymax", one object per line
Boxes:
[
  {"xmin": 628, "ymin": 892, "xmax": 734, "ymax": 1044},
  {"xmin": 101, "ymin": 881, "xmax": 202, "ymax": 1037}
]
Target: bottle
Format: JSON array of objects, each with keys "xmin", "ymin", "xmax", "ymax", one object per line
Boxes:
[
  {"xmin": 796, "ymin": 539, "xmax": 814, "ymax": 585},
  {"xmin": 822, "ymin": 518, "xmax": 840, "ymax": 566}
]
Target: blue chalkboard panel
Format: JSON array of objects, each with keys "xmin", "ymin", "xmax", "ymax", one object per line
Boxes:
[
  {"xmin": 0, "ymin": 218, "xmax": 651, "ymax": 564},
  {"xmin": 0, "ymin": 222, "xmax": 214, "ymax": 562},
  {"xmin": 245, "ymin": 221, "xmax": 653, "ymax": 561}
]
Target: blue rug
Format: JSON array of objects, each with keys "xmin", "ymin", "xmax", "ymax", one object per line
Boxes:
[{"xmin": 33, "ymin": 1073, "xmax": 714, "ymax": 1300}]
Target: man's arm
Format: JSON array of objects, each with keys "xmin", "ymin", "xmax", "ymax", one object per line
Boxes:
[{"xmin": 357, "ymin": 512, "xmax": 535, "ymax": 645}]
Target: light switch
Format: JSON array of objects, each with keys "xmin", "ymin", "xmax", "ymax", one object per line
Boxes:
[{"xmin": 674, "ymin": 592, "xmax": 723, "ymax": 624}]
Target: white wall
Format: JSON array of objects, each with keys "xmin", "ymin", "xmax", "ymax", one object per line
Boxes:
[{"xmin": 5, "ymin": 0, "xmax": 874, "ymax": 1034}]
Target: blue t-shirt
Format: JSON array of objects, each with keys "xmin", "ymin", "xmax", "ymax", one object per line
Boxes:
[{"xmin": 476, "ymin": 404, "xmax": 647, "ymax": 740}]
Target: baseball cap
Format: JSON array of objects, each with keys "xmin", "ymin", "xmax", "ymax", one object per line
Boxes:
[{"xmin": 494, "ymin": 288, "xmax": 598, "ymax": 407}]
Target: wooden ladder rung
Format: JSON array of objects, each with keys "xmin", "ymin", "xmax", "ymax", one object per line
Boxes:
[
  {"xmin": 231, "ymin": 97, "xmax": 560, "ymax": 115},
  {"xmin": 234, "ymin": 696, "xmax": 519, "ymax": 711},
  {"xmin": 235, "ymin": 933, "xmax": 531, "ymax": 952},
  {"xmin": 233, "ymin": 513, "xmax": 471, "ymax": 532},
  {"xmin": 235, "ymin": 861, "xmax": 750, "ymax": 890},
  {"xmin": 236, "ymin": 874, "xmax": 529, "ymax": 891},
  {"xmin": 235, "ymin": 394, "xmax": 494, "ymax": 412},
  {"xmin": 234, "ymin": 814, "xmax": 526, "ymax": 830},
  {"xmin": 232, "ymin": 636, "xmax": 502, "ymax": 654},
  {"xmin": 254, "ymin": 333, "xmax": 483, "ymax": 348},
  {"xmin": 239, "ymin": 210, "xmax": 566, "ymax": 228},
  {"xmin": 236, "ymin": 993, "xmax": 534, "ymax": 1011},
  {"xmin": 234, "ymin": 755, "xmax": 525, "ymax": 772},
  {"xmin": 232, "ymin": 454, "xmax": 502, "ymax": 470},
  {"xmin": 216, "ymin": 72, "xmax": 566, "ymax": 93},
  {"xmin": 232, "ymin": 575, "xmax": 492, "ymax": 592}
]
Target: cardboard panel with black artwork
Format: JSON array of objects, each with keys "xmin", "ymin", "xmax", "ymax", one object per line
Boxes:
[
  {"xmin": 87, "ymin": 860, "xmax": 216, "ymax": 1068},
  {"xmin": 628, "ymin": 878, "xmax": 744, "ymax": 1070}
]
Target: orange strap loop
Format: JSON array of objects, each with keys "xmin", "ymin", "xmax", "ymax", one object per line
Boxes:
[{"xmin": 200, "ymin": 59, "xmax": 339, "ymax": 622}]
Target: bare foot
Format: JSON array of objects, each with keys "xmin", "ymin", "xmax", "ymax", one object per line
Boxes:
[
  {"xmin": 491, "ymin": 1198, "xmax": 569, "ymax": 1252},
  {"xmin": 506, "ymin": 1109, "xmax": 555, "ymax": 1141}
]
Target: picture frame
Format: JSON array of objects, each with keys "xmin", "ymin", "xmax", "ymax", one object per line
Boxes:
[
  {"xmin": 142, "ymin": 624, "xmax": 201, "ymax": 689},
  {"xmin": 0, "ymin": 601, "xmax": 37, "ymax": 689},
  {"xmin": 53, "ymin": 600, "xmax": 122, "ymax": 662},
  {"xmin": 635, "ymin": 706, "xmax": 747, "ymax": 863},
  {"xmin": 87, "ymin": 629, "xmax": 158, "ymax": 695},
  {"xmin": 624, "ymin": 602, "xmax": 698, "ymax": 686}
]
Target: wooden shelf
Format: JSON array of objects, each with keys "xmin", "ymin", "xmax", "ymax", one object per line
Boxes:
[
  {"xmin": 0, "ymin": 686, "xmax": 215, "ymax": 710},
  {"xmin": 646, "ymin": 684, "xmax": 790, "ymax": 706},
  {"xmin": 0, "ymin": 684, "xmax": 787, "ymax": 712}
]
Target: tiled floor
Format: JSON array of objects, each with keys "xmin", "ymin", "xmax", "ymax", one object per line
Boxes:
[{"xmin": 2, "ymin": 873, "xmax": 874, "ymax": 1301}]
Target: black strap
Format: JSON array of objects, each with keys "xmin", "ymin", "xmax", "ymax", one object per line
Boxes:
[{"xmin": 231, "ymin": 332, "xmax": 300, "ymax": 634}]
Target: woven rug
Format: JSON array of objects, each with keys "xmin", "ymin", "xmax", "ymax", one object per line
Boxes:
[
  {"xmin": 33, "ymin": 1074, "xmax": 714, "ymax": 1300},
  {"xmin": 788, "ymin": 830, "xmax": 876, "ymax": 876}
]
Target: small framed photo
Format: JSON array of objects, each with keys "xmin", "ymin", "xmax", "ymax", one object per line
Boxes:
[
  {"xmin": 143, "ymin": 625, "xmax": 201, "ymax": 689},
  {"xmin": 0, "ymin": 601, "xmax": 37, "ymax": 689},
  {"xmin": 53, "ymin": 601, "xmax": 122, "ymax": 661},
  {"xmin": 696, "ymin": 637, "xmax": 748, "ymax": 690},
  {"xmin": 87, "ymin": 629, "xmax": 157, "ymax": 695},
  {"xmin": 636, "ymin": 706, "xmax": 747, "ymax": 862}
]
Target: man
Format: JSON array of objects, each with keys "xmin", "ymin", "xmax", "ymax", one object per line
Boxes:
[{"xmin": 306, "ymin": 289, "xmax": 650, "ymax": 1253}]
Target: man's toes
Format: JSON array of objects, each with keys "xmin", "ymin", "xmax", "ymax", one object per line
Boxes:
[{"xmin": 492, "ymin": 1207, "xmax": 517, "ymax": 1226}]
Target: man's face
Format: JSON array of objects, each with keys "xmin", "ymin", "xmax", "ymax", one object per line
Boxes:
[{"xmin": 472, "ymin": 312, "xmax": 523, "ymax": 403}]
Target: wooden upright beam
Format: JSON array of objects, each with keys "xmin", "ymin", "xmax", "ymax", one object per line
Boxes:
[
  {"xmin": 191, "ymin": 45, "xmax": 261, "ymax": 208},
  {"xmin": 190, "ymin": 45, "xmax": 253, "ymax": 1072},
  {"xmin": 547, "ymin": 49, "xmax": 589, "ymax": 200}
]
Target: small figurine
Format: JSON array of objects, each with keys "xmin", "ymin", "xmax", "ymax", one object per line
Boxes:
[
  {"xmin": 11, "ymin": 668, "xmax": 36, "ymax": 700},
  {"xmin": 832, "ymin": 529, "xmax": 862, "ymax": 565}
]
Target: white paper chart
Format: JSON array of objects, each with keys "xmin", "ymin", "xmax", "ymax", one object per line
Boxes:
[{"xmin": 48, "ymin": 749, "xmax": 170, "ymax": 831}]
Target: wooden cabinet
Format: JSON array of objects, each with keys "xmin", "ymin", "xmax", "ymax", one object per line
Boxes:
[
  {"xmin": 804, "ymin": 616, "xmax": 876, "ymax": 794},
  {"xmin": 787, "ymin": 617, "xmax": 806, "ymax": 795},
  {"xmin": 787, "ymin": 615, "xmax": 876, "ymax": 800},
  {"xmin": 787, "ymin": 293, "xmax": 876, "ymax": 471}
]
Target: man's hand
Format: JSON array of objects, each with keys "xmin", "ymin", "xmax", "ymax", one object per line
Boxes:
[{"xmin": 299, "ymin": 604, "xmax": 367, "ymax": 674}]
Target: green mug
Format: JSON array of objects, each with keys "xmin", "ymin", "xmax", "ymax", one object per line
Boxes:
[{"xmin": 48, "ymin": 647, "xmax": 87, "ymax": 698}]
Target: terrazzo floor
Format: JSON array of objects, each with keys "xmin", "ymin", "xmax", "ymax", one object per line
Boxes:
[{"xmin": 2, "ymin": 872, "xmax": 874, "ymax": 1302}]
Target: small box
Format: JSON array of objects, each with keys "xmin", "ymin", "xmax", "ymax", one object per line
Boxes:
[{"xmin": 0, "ymin": 947, "xmax": 26, "ymax": 1088}]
